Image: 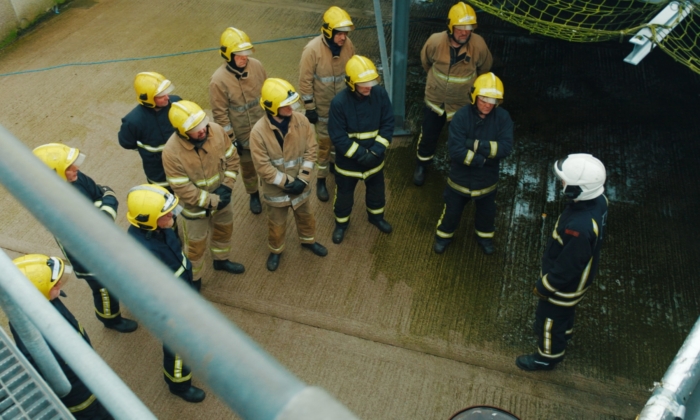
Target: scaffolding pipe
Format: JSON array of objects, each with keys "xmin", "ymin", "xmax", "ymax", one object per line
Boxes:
[
  {"xmin": 0, "ymin": 286, "xmax": 71, "ymax": 397},
  {"xmin": 390, "ymin": 0, "xmax": 411, "ymax": 136},
  {"xmin": 0, "ymin": 250, "xmax": 155, "ymax": 419},
  {"xmin": 0, "ymin": 123, "xmax": 358, "ymax": 420},
  {"xmin": 638, "ymin": 315, "xmax": 700, "ymax": 419},
  {"xmin": 373, "ymin": 0, "xmax": 391, "ymax": 95}
]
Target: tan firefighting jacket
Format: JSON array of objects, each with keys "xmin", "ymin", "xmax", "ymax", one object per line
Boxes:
[
  {"xmin": 163, "ymin": 122, "xmax": 240, "ymax": 219},
  {"xmin": 421, "ymin": 31, "xmax": 492, "ymax": 120},
  {"xmin": 249, "ymin": 112, "xmax": 317, "ymax": 210},
  {"xmin": 209, "ymin": 58, "xmax": 267, "ymax": 148},
  {"xmin": 298, "ymin": 35, "xmax": 355, "ymax": 121}
]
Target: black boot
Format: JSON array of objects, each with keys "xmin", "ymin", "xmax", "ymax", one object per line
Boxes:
[
  {"xmin": 316, "ymin": 179, "xmax": 329, "ymax": 202},
  {"xmin": 413, "ymin": 163, "xmax": 427, "ymax": 186},
  {"xmin": 332, "ymin": 224, "xmax": 348, "ymax": 244},
  {"xmin": 249, "ymin": 192, "xmax": 262, "ymax": 214},
  {"xmin": 302, "ymin": 242, "xmax": 328, "ymax": 256},
  {"xmin": 266, "ymin": 253, "xmax": 281, "ymax": 271},
  {"xmin": 433, "ymin": 239, "xmax": 449, "ymax": 254},
  {"xmin": 105, "ymin": 317, "xmax": 138, "ymax": 333},
  {"xmin": 213, "ymin": 260, "xmax": 245, "ymax": 274},
  {"xmin": 515, "ymin": 354, "xmax": 556, "ymax": 371},
  {"xmin": 369, "ymin": 218, "xmax": 392, "ymax": 234},
  {"xmin": 170, "ymin": 386, "xmax": 206, "ymax": 403}
]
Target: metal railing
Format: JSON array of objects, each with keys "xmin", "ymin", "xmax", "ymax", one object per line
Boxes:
[{"xmin": 0, "ymin": 123, "xmax": 359, "ymax": 420}]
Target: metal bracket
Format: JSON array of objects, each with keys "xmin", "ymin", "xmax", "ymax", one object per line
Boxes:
[{"xmin": 624, "ymin": 1, "xmax": 694, "ymax": 65}]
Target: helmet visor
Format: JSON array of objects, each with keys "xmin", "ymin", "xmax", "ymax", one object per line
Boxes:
[
  {"xmin": 155, "ymin": 80, "xmax": 173, "ymax": 97},
  {"xmin": 74, "ymin": 152, "xmax": 86, "ymax": 167},
  {"xmin": 478, "ymin": 96, "xmax": 498, "ymax": 104},
  {"xmin": 356, "ymin": 80, "xmax": 378, "ymax": 88},
  {"xmin": 234, "ymin": 48, "xmax": 253, "ymax": 56},
  {"xmin": 453, "ymin": 24, "xmax": 474, "ymax": 30},
  {"xmin": 279, "ymin": 90, "xmax": 300, "ymax": 108},
  {"xmin": 335, "ymin": 25, "xmax": 353, "ymax": 32},
  {"xmin": 162, "ymin": 191, "xmax": 178, "ymax": 214},
  {"xmin": 47, "ymin": 257, "xmax": 64, "ymax": 281}
]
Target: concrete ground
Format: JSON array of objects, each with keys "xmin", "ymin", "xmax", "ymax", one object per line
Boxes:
[{"xmin": 1, "ymin": 0, "xmax": 699, "ymax": 419}]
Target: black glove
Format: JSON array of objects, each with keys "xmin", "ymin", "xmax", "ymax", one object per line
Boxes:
[
  {"xmin": 232, "ymin": 139, "xmax": 245, "ymax": 156},
  {"xmin": 98, "ymin": 185, "xmax": 115, "ymax": 195},
  {"xmin": 305, "ymin": 108, "xmax": 319, "ymax": 124},
  {"xmin": 476, "ymin": 140, "xmax": 491, "ymax": 157},
  {"xmin": 357, "ymin": 150, "xmax": 382, "ymax": 168},
  {"xmin": 213, "ymin": 185, "xmax": 232, "ymax": 210},
  {"xmin": 470, "ymin": 153, "xmax": 486, "ymax": 168},
  {"xmin": 283, "ymin": 178, "xmax": 308, "ymax": 195}
]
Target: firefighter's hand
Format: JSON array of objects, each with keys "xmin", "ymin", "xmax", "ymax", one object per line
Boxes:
[
  {"xmin": 470, "ymin": 153, "xmax": 485, "ymax": 167},
  {"xmin": 283, "ymin": 178, "xmax": 308, "ymax": 195},
  {"xmin": 213, "ymin": 185, "xmax": 232, "ymax": 209},
  {"xmin": 476, "ymin": 140, "xmax": 491, "ymax": 157},
  {"xmin": 357, "ymin": 150, "xmax": 382, "ymax": 168},
  {"xmin": 305, "ymin": 108, "xmax": 319, "ymax": 124},
  {"xmin": 232, "ymin": 139, "xmax": 245, "ymax": 156}
]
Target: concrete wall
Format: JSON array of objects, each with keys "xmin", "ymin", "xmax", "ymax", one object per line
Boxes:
[{"xmin": 0, "ymin": 0, "xmax": 58, "ymax": 46}]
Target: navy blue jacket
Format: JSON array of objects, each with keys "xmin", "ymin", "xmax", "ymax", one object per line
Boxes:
[
  {"xmin": 447, "ymin": 104, "xmax": 513, "ymax": 196},
  {"xmin": 328, "ymin": 86, "xmax": 394, "ymax": 178},
  {"xmin": 536, "ymin": 195, "xmax": 609, "ymax": 307},
  {"xmin": 127, "ymin": 225, "xmax": 193, "ymax": 285},
  {"xmin": 118, "ymin": 95, "xmax": 182, "ymax": 185}
]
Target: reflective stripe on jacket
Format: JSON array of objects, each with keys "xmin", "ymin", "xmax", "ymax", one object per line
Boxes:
[
  {"xmin": 298, "ymin": 35, "xmax": 355, "ymax": 118},
  {"xmin": 250, "ymin": 112, "xmax": 317, "ymax": 209},
  {"xmin": 421, "ymin": 31, "xmax": 492, "ymax": 119},
  {"xmin": 209, "ymin": 59, "xmax": 267, "ymax": 147},
  {"xmin": 163, "ymin": 122, "xmax": 240, "ymax": 216}
]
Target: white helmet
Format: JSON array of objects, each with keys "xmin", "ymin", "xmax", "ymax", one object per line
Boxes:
[{"xmin": 553, "ymin": 153, "xmax": 606, "ymax": 201}]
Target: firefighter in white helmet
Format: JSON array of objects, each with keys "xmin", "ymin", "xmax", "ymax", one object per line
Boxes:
[
  {"xmin": 163, "ymin": 100, "xmax": 244, "ymax": 287},
  {"xmin": 33, "ymin": 143, "xmax": 138, "ymax": 333},
  {"xmin": 119, "ymin": 72, "xmax": 181, "ymax": 189},
  {"xmin": 298, "ymin": 6, "xmax": 356, "ymax": 202},
  {"xmin": 126, "ymin": 184, "xmax": 206, "ymax": 402},
  {"xmin": 433, "ymin": 73, "xmax": 513, "ymax": 256},
  {"xmin": 414, "ymin": 2, "xmax": 493, "ymax": 186},
  {"xmin": 11, "ymin": 254, "xmax": 113, "ymax": 419},
  {"xmin": 209, "ymin": 27, "xmax": 267, "ymax": 215},
  {"xmin": 249, "ymin": 78, "xmax": 328, "ymax": 271},
  {"xmin": 328, "ymin": 55, "xmax": 394, "ymax": 244},
  {"xmin": 517, "ymin": 154, "xmax": 608, "ymax": 371}
]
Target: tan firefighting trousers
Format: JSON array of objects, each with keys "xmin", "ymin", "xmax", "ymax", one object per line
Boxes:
[
  {"xmin": 180, "ymin": 202, "xmax": 233, "ymax": 278},
  {"xmin": 240, "ymin": 148, "xmax": 259, "ymax": 195},
  {"xmin": 266, "ymin": 201, "xmax": 315, "ymax": 254}
]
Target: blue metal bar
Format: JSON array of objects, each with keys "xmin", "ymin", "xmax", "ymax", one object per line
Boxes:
[
  {"xmin": 390, "ymin": 0, "xmax": 412, "ymax": 136},
  {"xmin": 0, "ymin": 124, "xmax": 358, "ymax": 419},
  {"xmin": 373, "ymin": 0, "xmax": 392, "ymax": 95}
]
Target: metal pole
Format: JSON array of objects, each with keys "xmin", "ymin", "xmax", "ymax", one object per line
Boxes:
[
  {"xmin": 0, "ymin": 124, "xmax": 358, "ymax": 420},
  {"xmin": 373, "ymin": 0, "xmax": 391, "ymax": 95},
  {"xmin": 0, "ymin": 291, "xmax": 71, "ymax": 397},
  {"xmin": 0, "ymin": 250, "xmax": 156, "ymax": 419},
  {"xmin": 390, "ymin": 0, "xmax": 412, "ymax": 136},
  {"xmin": 638, "ymin": 315, "xmax": 700, "ymax": 419}
]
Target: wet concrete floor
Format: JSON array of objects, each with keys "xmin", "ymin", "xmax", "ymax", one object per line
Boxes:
[{"xmin": 0, "ymin": 0, "xmax": 699, "ymax": 419}]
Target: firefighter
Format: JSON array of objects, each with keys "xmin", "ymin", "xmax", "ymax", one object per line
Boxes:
[
  {"xmin": 328, "ymin": 55, "xmax": 394, "ymax": 244},
  {"xmin": 209, "ymin": 27, "xmax": 267, "ymax": 215},
  {"xmin": 126, "ymin": 185, "xmax": 206, "ymax": 402},
  {"xmin": 298, "ymin": 6, "xmax": 356, "ymax": 202},
  {"xmin": 413, "ymin": 2, "xmax": 493, "ymax": 186},
  {"xmin": 163, "ymin": 100, "xmax": 244, "ymax": 288},
  {"xmin": 11, "ymin": 254, "xmax": 113, "ymax": 419},
  {"xmin": 118, "ymin": 72, "xmax": 181, "ymax": 190},
  {"xmin": 250, "ymin": 78, "xmax": 328, "ymax": 271},
  {"xmin": 516, "ymin": 154, "xmax": 608, "ymax": 371},
  {"xmin": 33, "ymin": 143, "xmax": 138, "ymax": 333},
  {"xmin": 433, "ymin": 73, "xmax": 513, "ymax": 255}
]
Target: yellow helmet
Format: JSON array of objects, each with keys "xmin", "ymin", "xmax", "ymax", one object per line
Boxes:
[
  {"xmin": 259, "ymin": 78, "xmax": 300, "ymax": 116},
  {"xmin": 447, "ymin": 2, "xmax": 478, "ymax": 34},
  {"xmin": 127, "ymin": 184, "xmax": 179, "ymax": 231},
  {"xmin": 168, "ymin": 100, "xmax": 209, "ymax": 139},
  {"xmin": 321, "ymin": 6, "xmax": 354, "ymax": 39},
  {"xmin": 13, "ymin": 254, "xmax": 67, "ymax": 300},
  {"xmin": 33, "ymin": 143, "xmax": 86, "ymax": 181},
  {"xmin": 220, "ymin": 27, "xmax": 254, "ymax": 62},
  {"xmin": 471, "ymin": 72, "xmax": 504, "ymax": 105},
  {"xmin": 345, "ymin": 55, "xmax": 379, "ymax": 92},
  {"xmin": 134, "ymin": 72, "xmax": 174, "ymax": 108}
]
